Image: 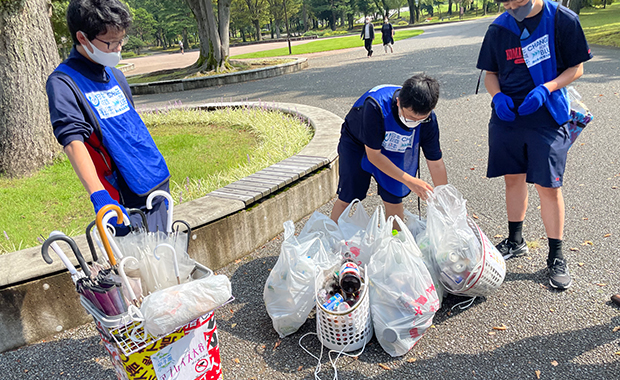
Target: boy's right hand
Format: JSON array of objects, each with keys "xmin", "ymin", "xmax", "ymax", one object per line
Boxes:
[
  {"xmin": 492, "ymin": 92, "xmax": 516, "ymax": 122},
  {"xmin": 90, "ymin": 189, "xmax": 130, "ymax": 226},
  {"xmin": 405, "ymin": 177, "xmax": 434, "ymax": 200}
]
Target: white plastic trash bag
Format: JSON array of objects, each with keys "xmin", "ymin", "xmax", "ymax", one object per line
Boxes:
[
  {"xmin": 141, "ymin": 274, "xmax": 232, "ymax": 336},
  {"xmin": 264, "ymin": 220, "xmax": 340, "ymax": 338},
  {"xmin": 358, "ymin": 206, "xmax": 391, "ymax": 266},
  {"xmin": 298, "ymin": 211, "xmax": 344, "ymax": 253},
  {"xmin": 404, "ymin": 210, "xmax": 444, "ymax": 305},
  {"xmin": 368, "ymin": 216, "xmax": 439, "ymax": 357},
  {"xmin": 337, "ymin": 199, "xmax": 370, "ymax": 246}
]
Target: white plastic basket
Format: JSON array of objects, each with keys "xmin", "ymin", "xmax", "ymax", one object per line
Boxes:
[
  {"xmin": 315, "ymin": 265, "xmax": 373, "ymax": 352},
  {"xmin": 453, "ymin": 218, "xmax": 506, "ymax": 297}
]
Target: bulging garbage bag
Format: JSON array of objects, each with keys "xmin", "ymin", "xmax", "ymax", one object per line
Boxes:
[
  {"xmin": 141, "ymin": 274, "xmax": 232, "ymax": 336},
  {"xmin": 368, "ymin": 216, "xmax": 439, "ymax": 357},
  {"xmin": 264, "ymin": 220, "xmax": 340, "ymax": 338}
]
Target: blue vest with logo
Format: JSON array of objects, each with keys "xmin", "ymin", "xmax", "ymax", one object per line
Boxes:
[
  {"xmin": 55, "ymin": 64, "xmax": 170, "ymax": 196},
  {"xmin": 493, "ymin": 0, "xmax": 570, "ymax": 125},
  {"xmin": 359, "ymin": 85, "xmax": 421, "ymax": 197}
]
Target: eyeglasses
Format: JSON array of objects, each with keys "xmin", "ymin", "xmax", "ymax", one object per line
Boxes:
[
  {"xmin": 399, "ymin": 106, "xmax": 432, "ymax": 124},
  {"xmin": 94, "ymin": 35, "xmax": 129, "ymax": 50}
]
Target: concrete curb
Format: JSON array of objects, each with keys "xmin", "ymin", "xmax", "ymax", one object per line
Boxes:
[
  {"xmin": 0, "ymin": 102, "xmax": 341, "ymax": 353},
  {"xmin": 129, "ymin": 58, "xmax": 308, "ymax": 96},
  {"xmin": 116, "ymin": 63, "xmax": 135, "ymax": 73}
]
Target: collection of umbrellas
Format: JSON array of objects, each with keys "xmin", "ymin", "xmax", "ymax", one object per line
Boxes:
[{"xmin": 40, "ymin": 190, "xmax": 195, "ymax": 318}]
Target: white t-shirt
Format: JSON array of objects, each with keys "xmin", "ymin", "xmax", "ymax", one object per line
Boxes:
[{"xmin": 364, "ymin": 23, "xmax": 371, "ymax": 39}]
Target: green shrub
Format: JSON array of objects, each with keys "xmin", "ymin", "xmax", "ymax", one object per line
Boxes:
[{"xmin": 396, "ymin": 21, "xmax": 409, "ymax": 26}]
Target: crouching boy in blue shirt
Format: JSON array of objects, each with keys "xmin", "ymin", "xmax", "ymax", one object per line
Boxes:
[{"xmin": 330, "ymin": 74, "xmax": 448, "ymax": 224}]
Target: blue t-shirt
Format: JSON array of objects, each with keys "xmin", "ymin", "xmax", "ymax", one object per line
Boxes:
[
  {"xmin": 476, "ymin": 6, "xmax": 592, "ymax": 127},
  {"xmin": 341, "ymin": 89, "xmax": 443, "ymax": 161}
]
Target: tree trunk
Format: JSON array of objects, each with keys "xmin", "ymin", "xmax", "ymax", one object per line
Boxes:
[
  {"xmin": 562, "ymin": 0, "xmax": 581, "ymax": 14},
  {"xmin": 407, "ymin": 0, "xmax": 415, "ymax": 23},
  {"xmin": 0, "ymin": 0, "xmax": 61, "ymax": 177},
  {"xmin": 186, "ymin": 0, "xmax": 231, "ymax": 71},
  {"xmin": 183, "ymin": 27, "xmax": 189, "ymax": 51},
  {"xmin": 302, "ymin": 0, "xmax": 308, "ymax": 31},
  {"xmin": 219, "ymin": 0, "xmax": 231, "ymax": 58},
  {"xmin": 448, "ymin": 0, "xmax": 453, "ymax": 15}
]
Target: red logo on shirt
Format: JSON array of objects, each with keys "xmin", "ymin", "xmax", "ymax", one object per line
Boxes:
[{"xmin": 505, "ymin": 47, "xmax": 525, "ymax": 64}]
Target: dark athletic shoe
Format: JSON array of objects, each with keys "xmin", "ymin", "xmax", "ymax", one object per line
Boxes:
[
  {"xmin": 369, "ymin": 49, "xmax": 373, "ymax": 57},
  {"xmin": 548, "ymin": 258, "xmax": 572, "ymax": 290},
  {"xmin": 496, "ymin": 238, "xmax": 529, "ymax": 260}
]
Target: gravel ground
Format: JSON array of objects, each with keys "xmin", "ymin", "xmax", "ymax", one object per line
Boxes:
[{"xmin": 2, "ymin": 17, "xmax": 619, "ymax": 380}]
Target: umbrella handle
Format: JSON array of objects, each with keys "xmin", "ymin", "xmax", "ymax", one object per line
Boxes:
[
  {"xmin": 85, "ymin": 221, "xmax": 99, "ymax": 262},
  {"xmin": 41, "ymin": 231, "xmax": 79, "ymax": 276},
  {"xmin": 127, "ymin": 208, "xmax": 149, "ymax": 232},
  {"xmin": 96, "ymin": 204, "xmax": 125, "ymax": 267},
  {"xmin": 119, "ymin": 256, "xmax": 140, "ymax": 305},
  {"xmin": 101, "ymin": 213, "xmax": 124, "ymax": 261},
  {"xmin": 153, "ymin": 243, "xmax": 180, "ymax": 284},
  {"xmin": 41, "ymin": 234, "xmax": 91, "ymax": 277},
  {"xmin": 172, "ymin": 219, "xmax": 192, "ymax": 251},
  {"xmin": 146, "ymin": 190, "xmax": 173, "ymax": 234}
]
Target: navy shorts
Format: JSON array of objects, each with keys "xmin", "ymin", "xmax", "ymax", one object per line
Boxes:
[
  {"xmin": 337, "ymin": 139, "xmax": 405, "ymax": 204},
  {"xmin": 487, "ymin": 122, "xmax": 571, "ymax": 188}
]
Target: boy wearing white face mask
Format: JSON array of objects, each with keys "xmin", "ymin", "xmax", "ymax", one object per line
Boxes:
[
  {"xmin": 46, "ymin": 0, "xmax": 171, "ymax": 233},
  {"xmin": 330, "ymin": 74, "xmax": 448, "ymax": 224},
  {"xmin": 476, "ymin": 0, "xmax": 591, "ymax": 289}
]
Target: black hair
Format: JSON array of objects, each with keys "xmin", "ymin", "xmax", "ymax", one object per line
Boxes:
[
  {"xmin": 398, "ymin": 74, "xmax": 440, "ymax": 114},
  {"xmin": 67, "ymin": 0, "xmax": 131, "ymax": 45}
]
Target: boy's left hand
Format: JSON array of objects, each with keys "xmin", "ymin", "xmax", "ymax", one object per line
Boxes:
[{"xmin": 518, "ymin": 84, "xmax": 550, "ymax": 115}]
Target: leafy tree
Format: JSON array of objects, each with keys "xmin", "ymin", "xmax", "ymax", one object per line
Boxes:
[
  {"xmin": 125, "ymin": 35, "xmax": 147, "ymax": 54},
  {"xmin": 50, "ymin": 0, "xmax": 72, "ymax": 59}
]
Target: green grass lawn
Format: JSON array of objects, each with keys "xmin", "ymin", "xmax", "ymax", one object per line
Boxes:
[
  {"xmin": 580, "ymin": 3, "xmax": 620, "ymax": 47},
  {"xmin": 231, "ymin": 29, "xmax": 424, "ymax": 59},
  {"xmin": 0, "ymin": 107, "xmax": 312, "ymax": 254}
]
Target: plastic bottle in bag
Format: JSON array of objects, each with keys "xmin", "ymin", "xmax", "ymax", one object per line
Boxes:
[{"xmin": 339, "ymin": 259, "xmax": 362, "ymax": 295}]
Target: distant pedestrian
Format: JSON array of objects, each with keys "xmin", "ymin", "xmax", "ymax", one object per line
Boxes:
[
  {"xmin": 360, "ymin": 17, "xmax": 374, "ymax": 57},
  {"xmin": 381, "ymin": 17, "xmax": 394, "ymax": 53},
  {"xmin": 179, "ymin": 40, "xmax": 184, "ymax": 54}
]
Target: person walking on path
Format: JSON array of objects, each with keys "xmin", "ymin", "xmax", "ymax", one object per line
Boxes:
[
  {"xmin": 361, "ymin": 17, "xmax": 375, "ymax": 57},
  {"xmin": 476, "ymin": 0, "xmax": 592, "ymax": 289},
  {"xmin": 381, "ymin": 17, "xmax": 394, "ymax": 53},
  {"xmin": 330, "ymin": 74, "xmax": 448, "ymax": 224},
  {"xmin": 46, "ymin": 0, "xmax": 171, "ymax": 233},
  {"xmin": 179, "ymin": 40, "xmax": 184, "ymax": 54}
]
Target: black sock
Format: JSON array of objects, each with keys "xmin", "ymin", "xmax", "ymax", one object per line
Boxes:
[
  {"xmin": 548, "ymin": 238, "xmax": 564, "ymax": 262},
  {"xmin": 508, "ymin": 221, "xmax": 524, "ymax": 244}
]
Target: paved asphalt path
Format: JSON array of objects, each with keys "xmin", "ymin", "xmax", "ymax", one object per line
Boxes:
[{"xmin": 2, "ymin": 17, "xmax": 620, "ymax": 380}]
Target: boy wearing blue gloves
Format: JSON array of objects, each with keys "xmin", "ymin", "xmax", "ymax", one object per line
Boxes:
[
  {"xmin": 47, "ymin": 0, "xmax": 170, "ymax": 232},
  {"xmin": 477, "ymin": 0, "xmax": 592, "ymax": 289}
]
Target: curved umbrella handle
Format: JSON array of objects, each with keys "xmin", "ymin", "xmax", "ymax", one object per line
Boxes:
[
  {"xmin": 172, "ymin": 219, "xmax": 192, "ymax": 235},
  {"xmin": 146, "ymin": 190, "xmax": 173, "ymax": 234},
  {"xmin": 119, "ymin": 256, "xmax": 140, "ymax": 305},
  {"xmin": 41, "ymin": 234, "xmax": 91, "ymax": 277},
  {"xmin": 153, "ymin": 243, "xmax": 180, "ymax": 284},
  {"xmin": 85, "ymin": 221, "xmax": 99, "ymax": 262},
  {"xmin": 96, "ymin": 204, "xmax": 125, "ymax": 267},
  {"xmin": 127, "ymin": 208, "xmax": 149, "ymax": 232}
]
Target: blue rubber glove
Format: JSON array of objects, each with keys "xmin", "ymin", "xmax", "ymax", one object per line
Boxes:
[
  {"xmin": 90, "ymin": 189, "xmax": 130, "ymax": 227},
  {"xmin": 518, "ymin": 84, "xmax": 550, "ymax": 116},
  {"xmin": 492, "ymin": 92, "xmax": 516, "ymax": 122}
]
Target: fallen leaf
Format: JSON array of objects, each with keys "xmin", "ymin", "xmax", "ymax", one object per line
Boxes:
[
  {"xmin": 582, "ymin": 217, "xmax": 589, "ymax": 220},
  {"xmin": 298, "ymin": 365, "xmax": 303, "ymax": 371},
  {"xmin": 569, "ymin": 247, "xmax": 579, "ymax": 252},
  {"xmin": 612, "ymin": 186, "xmax": 618, "ymax": 190},
  {"xmin": 517, "ymin": 265, "xmax": 523, "ymax": 269},
  {"xmin": 597, "ymin": 283, "xmax": 607, "ymax": 287},
  {"xmin": 550, "ymin": 308, "xmax": 555, "ymax": 312},
  {"xmin": 472, "ymin": 213, "xmax": 479, "ymax": 219},
  {"xmin": 231, "ymin": 323, "xmax": 237, "ymax": 328},
  {"xmin": 233, "ymin": 358, "xmax": 240, "ymax": 364},
  {"xmin": 604, "ymin": 233, "xmax": 612, "ymax": 238},
  {"xmin": 273, "ymin": 340, "xmax": 281, "ymax": 350},
  {"xmin": 582, "ymin": 240, "xmax": 594, "ymax": 246},
  {"xmin": 551, "ymin": 360, "xmax": 558, "ymax": 367},
  {"xmin": 537, "ymin": 205, "xmax": 541, "ymax": 210},
  {"xmin": 494, "ymin": 234, "xmax": 503, "ymax": 239},
  {"xmin": 578, "ymin": 262, "xmax": 585, "ymax": 267},
  {"xmin": 261, "ymin": 345, "xmax": 266, "ymax": 349},
  {"xmin": 430, "ymin": 325, "xmax": 436, "ymax": 328},
  {"xmin": 493, "ymin": 324, "xmax": 508, "ymax": 331},
  {"xmin": 615, "ymin": 352, "xmax": 620, "ymax": 356},
  {"xmin": 488, "ymin": 331, "xmax": 496, "ymax": 335},
  {"xmin": 378, "ymin": 363, "xmax": 391, "ymax": 370},
  {"xmin": 612, "ymin": 326, "xmax": 620, "ymax": 332},
  {"xmin": 535, "ymin": 370, "xmax": 541, "ymax": 379},
  {"xmin": 235, "ymin": 259, "xmax": 242, "ymax": 264},
  {"xmin": 540, "ymin": 284, "xmax": 549, "ymax": 289},
  {"xmin": 407, "ymin": 358, "xmax": 417, "ymax": 363},
  {"xmin": 470, "ymin": 167, "xmax": 475, "ymax": 170}
]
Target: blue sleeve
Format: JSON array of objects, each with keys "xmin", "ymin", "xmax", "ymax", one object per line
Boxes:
[
  {"xmin": 360, "ymin": 98, "xmax": 385, "ymax": 150},
  {"xmin": 476, "ymin": 26, "xmax": 500, "ymax": 72},
  {"xmin": 46, "ymin": 72, "xmax": 94, "ymax": 147},
  {"xmin": 556, "ymin": 7, "xmax": 593, "ymax": 71},
  {"xmin": 419, "ymin": 113, "xmax": 442, "ymax": 161}
]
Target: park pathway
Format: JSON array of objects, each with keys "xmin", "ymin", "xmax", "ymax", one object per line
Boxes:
[{"xmin": 2, "ymin": 17, "xmax": 619, "ymax": 380}]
